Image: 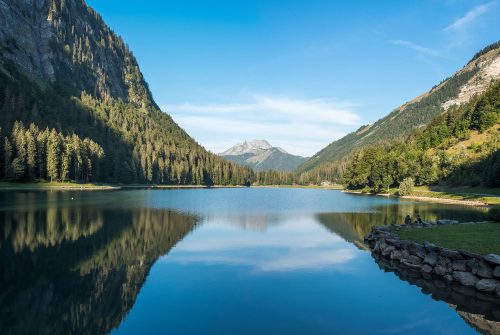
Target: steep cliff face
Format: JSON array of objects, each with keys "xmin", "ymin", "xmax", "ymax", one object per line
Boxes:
[{"xmin": 0, "ymin": 0, "xmax": 151, "ymax": 105}]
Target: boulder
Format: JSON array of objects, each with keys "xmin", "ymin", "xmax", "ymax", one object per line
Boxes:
[
  {"xmin": 476, "ymin": 261, "xmax": 493, "ymax": 278},
  {"xmin": 381, "ymin": 246, "xmax": 395, "ymax": 257},
  {"xmin": 408, "ymin": 243, "xmax": 427, "ymax": 258},
  {"xmin": 452, "ymin": 260, "xmax": 467, "ymax": 272},
  {"xmin": 452, "ymin": 271, "xmax": 480, "ymax": 287},
  {"xmin": 421, "ymin": 264, "xmax": 433, "ymax": 274},
  {"xmin": 423, "ymin": 242, "xmax": 440, "ymax": 252},
  {"xmin": 484, "ymin": 254, "xmax": 500, "ymax": 266},
  {"xmin": 437, "ymin": 256, "xmax": 451, "ymax": 267},
  {"xmin": 494, "ymin": 266, "xmax": 500, "ymax": 278},
  {"xmin": 407, "ymin": 255, "xmax": 422, "ymax": 265},
  {"xmin": 459, "ymin": 250, "xmax": 482, "ymax": 259},
  {"xmin": 390, "ymin": 250, "xmax": 403, "ymax": 261},
  {"xmin": 440, "ymin": 249, "xmax": 464, "ymax": 260},
  {"xmin": 443, "ymin": 275, "xmax": 454, "ymax": 283},
  {"xmin": 466, "ymin": 258, "xmax": 480, "ymax": 273},
  {"xmin": 385, "ymin": 238, "xmax": 401, "ymax": 248},
  {"xmin": 433, "ymin": 265, "xmax": 448, "ymax": 276},
  {"xmin": 475, "ymin": 279, "xmax": 500, "ymax": 293},
  {"xmin": 401, "ymin": 261, "xmax": 422, "ymax": 270},
  {"xmin": 437, "ymin": 219, "xmax": 459, "ymax": 225},
  {"xmin": 423, "ymin": 252, "xmax": 438, "ymax": 266}
]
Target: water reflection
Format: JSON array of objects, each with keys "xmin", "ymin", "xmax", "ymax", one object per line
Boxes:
[
  {"xmin": 0, "ymin": 189, "xmax": 495, "ymax": 335},
  {"xmin": 0, "ymin": 192, "xmax": 199, "ymax": 335},
  {"xmin": 317, "ymin": 202, "xmax": 489, "ymax": 248},
  {"xmin": 373, "ymin": 254, "xmax": 500, "ymax": 332},
  {"xmin": 172, "ymin": 215, "xmax": 357, "ymax": 272}
]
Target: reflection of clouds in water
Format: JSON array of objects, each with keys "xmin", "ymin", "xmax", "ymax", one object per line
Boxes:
[{"xmin": 167, "ymin": 215, "xmax": 358, "ymax": 272}]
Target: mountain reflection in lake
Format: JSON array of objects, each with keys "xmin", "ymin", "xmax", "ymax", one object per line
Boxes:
[{"xmin": 0, "ymin": 188, "xmax": 496, "ymax": 335}]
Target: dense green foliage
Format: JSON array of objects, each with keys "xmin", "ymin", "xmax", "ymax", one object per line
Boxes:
[
  {"xmin": 254, "ymin": 170, "xmax": 297, "ymax": 185},
  {"xmin": 398, "ymin": 177, "xmax": 414, "ymax": 196},
  {"xmin": 297, "ymin": 42, "xmax": 500, "ymax": 177},
  {"xmin": 343, "ymin": 81, "xmax": 500, "ymax": 192},
  {"xmin": 0, "ymin": 0, "xmax": 253, "ymax": 186},
  {"xmin": 0, "ymin": 122, "xmax": 103, "ymax": 182}
]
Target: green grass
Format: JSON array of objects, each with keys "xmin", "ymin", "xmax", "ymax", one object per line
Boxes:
[
  {"xmin": 410, "ymin": 186, "xmax": 500, "ymax": 206},
  {"xmin": 397, "ymin": 223, "xmax": 500, "ymax": 255},
  {"xmin": 0, "ymin": 181, "xmax": 116, "ymax": 189}
]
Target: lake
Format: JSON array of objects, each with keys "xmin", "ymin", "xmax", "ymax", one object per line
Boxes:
[{"xmin": 0, "ymin": 188, "xmax": 497, "ymax": 335}]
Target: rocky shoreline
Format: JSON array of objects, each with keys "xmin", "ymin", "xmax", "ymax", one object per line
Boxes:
[{"xmin": 364, "ymin": 220, "xmax": 500, "ymax": 296}]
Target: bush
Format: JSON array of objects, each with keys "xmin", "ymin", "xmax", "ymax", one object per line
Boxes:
[
  {"xmin": 488, "ymin": 207, "xmax": 500, "ymax": 222},
  {"xmin": 398, "ymin": 177, "xmax": 414, "ymax": 196}
]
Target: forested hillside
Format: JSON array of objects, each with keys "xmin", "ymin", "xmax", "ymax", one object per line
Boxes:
[
  {"xmin": 298, "ymin": 42, "xmax": 500, "ymax": 180},
  {"xmin": 343, "ymin": 81, "xmax": 500, "ymax": 192},
  {"xmin": 0, "ymin": 0, "xmax": 253, "ymax": 185}
]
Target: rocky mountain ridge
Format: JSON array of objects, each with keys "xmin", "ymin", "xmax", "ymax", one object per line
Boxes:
[
  {"xmin": 220, "ymin": 140, "xmax": 308, "ymax": 172},
  {"xmin": 298, "ymin": 42, "xmax": 500, "ymax": 175}
]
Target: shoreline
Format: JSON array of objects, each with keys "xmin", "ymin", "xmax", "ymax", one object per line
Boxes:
[{"xmin": 343, "ymin": 189, "xmax": 497, "ymax": 207}]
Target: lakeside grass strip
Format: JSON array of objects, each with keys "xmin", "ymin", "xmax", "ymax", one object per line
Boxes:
[{"xmin": 398, "ymin": 223, "xmax": 500, "ymax": 256}]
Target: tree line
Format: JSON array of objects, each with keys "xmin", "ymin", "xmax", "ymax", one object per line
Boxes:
[
  {"xmin": 342, "ymin": 81, "xmax": 500, "ymax": 192},
  {"xmin": 0, "ymin": 122, "xmax": 104, "ymax": 182}
]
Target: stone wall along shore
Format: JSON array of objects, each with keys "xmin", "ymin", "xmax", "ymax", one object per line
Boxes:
[{"xmin": 364, "ymin": 220, "xmax": 500, "ymax": 296}]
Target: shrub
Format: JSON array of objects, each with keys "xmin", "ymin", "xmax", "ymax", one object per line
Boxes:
[
  {"xmin": 398, "ymin": 177, "xmax": 414, "ymax": 196},
  {"xmin": 488, "ymin": 207, "xmax": 500, "ymax": 222}
]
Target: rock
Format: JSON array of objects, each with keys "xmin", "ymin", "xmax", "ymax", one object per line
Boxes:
[
  {"xmin": 421, "ymin": 264, "xmax": 433, "ymax": 274},
  {"xmin": 453, "ymin": 271, "xmax": 480, "ymax": 287},
  {"xmin": 385, "ymin": 238, "xmax": 401, "ymax": 247},
  {"xmin": 476, "ymin": 261, "xmax": 493, "ymax": 278},
  {"xmin": 452, "ymin": 260, "xmax": 467, "ymax": 272},
  {"xmin": 437, "ymin": 256, "xmax": 451, "ymax": 267},
  {"xmin": 381, "ymin": 246, "xmax": 395, "ymax": 257},
  {"xmin": 401, "ymin": 260, "xmax": 422, "ymax": 270},
  {"xmin": 467, "ymin": 258, "xmax": 480, "ymax": 272},
  {"xmin": 440, "ymin": 249, "xmax": 464, "ymax": 260},
  {"xmin": 494, "ymin": 266, "xmax": 500, "ymax": 278},
  {"xmin": 423, "ymin": 242, "xmax": 440, "ymax": 252},
  {"xmin": 437, "ymin": 219, "xmax": 459, "ymax": 225},
  {"xmin": 475, "ymin": 279, "xmax": 500, "ymax": 293},
  {"xmin": 443, "ymin": 275, "xmax": 454, "ymax": 283},
  {"xmin": 407, "ymin": 255, "xmax": 422, "ymax": 265},
  {"xmin": 433, "ymin": 265, "xmax": 449, "ymax": 276},
  {"xmin": 408, "ymin": 243, "xmax": 427, "ymax": 258},
  {"xmin": 423, "ymin": 252, "xmax": 438, "ymax": 266},
  {"xmin": 459, "ymin": 250, "xmax": 482, "ymax": 259},
  {"xmin": 390, "ymin": 250, "xmax": 403, "ymax": 261},
  {"xmin": 484, "ymin": 254, "xmax": 500, "ymax": 266}
]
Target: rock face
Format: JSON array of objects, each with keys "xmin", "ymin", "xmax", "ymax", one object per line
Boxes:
[
  {"xmin": 0, "ymin": 0, "xmax": 153, "ymax": 104},
  {"xmin": 365, "ymin": 222, "xmax": 500, "ymax": 297}
]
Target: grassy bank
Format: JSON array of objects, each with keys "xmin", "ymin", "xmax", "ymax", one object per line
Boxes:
[
  {"xmin": 404, "ymin": 186, "xmax": 500, "ymax": 206},
  {"xmin": 252, "ymin": 184, "xmax": 344, "ymax": 190},
  {"xmin": 345, "ymin": 185, "xmax": 500, "ymax": 206},
  {"xmin": 0, "ymin": 181, "xmax": 119, "ymax": 190},
  {"xmin": 397, "ymin": 223, "xmax": 500, "ymax": 255}
]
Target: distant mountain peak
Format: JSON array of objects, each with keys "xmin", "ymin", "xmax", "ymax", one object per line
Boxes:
[
  {"xmin": 219, "ymin": 140, "xmax": 306, "ymax": 171},
  {"xmin": 220, "ymin": 139, "xmax": 275, "ymax": 156}
]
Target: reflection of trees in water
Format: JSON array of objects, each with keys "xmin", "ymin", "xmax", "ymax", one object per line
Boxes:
[
  {"xmin": 0, "ymin": 202, "xmax": 199, "ymax": 335},
  {"xmin": 373, "ymin": 254, "xmax": 500, "ymax": 334},
  {"xmin": 316, "ymin": 202, "xmax": 488, "ymax": 248}
]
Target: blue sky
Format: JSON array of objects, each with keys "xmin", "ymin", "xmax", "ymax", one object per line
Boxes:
[{"xmin": 87, "ymin": 0, "xmax": 499, "ymax": 156}]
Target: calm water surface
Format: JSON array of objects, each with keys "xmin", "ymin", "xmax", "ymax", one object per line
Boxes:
[{"xmin": 0, "ymin": 188, "xmax": 497, "ymax": 334}]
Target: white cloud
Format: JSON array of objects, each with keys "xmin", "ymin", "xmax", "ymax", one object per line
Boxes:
[
  {"xmin": 388, "ymin": 40, "xmax": 441, "ymax": 58},
  {"xmin": 163, "ymin": 94, "xmax": 361, "ymax": 156},
  {"xmin": 167, "ymin": 217, "xmax": 359, "ymax": 273},
  {"xmin": 444, "ymin": 1, "xmax": 496, "ymax": 31}
]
